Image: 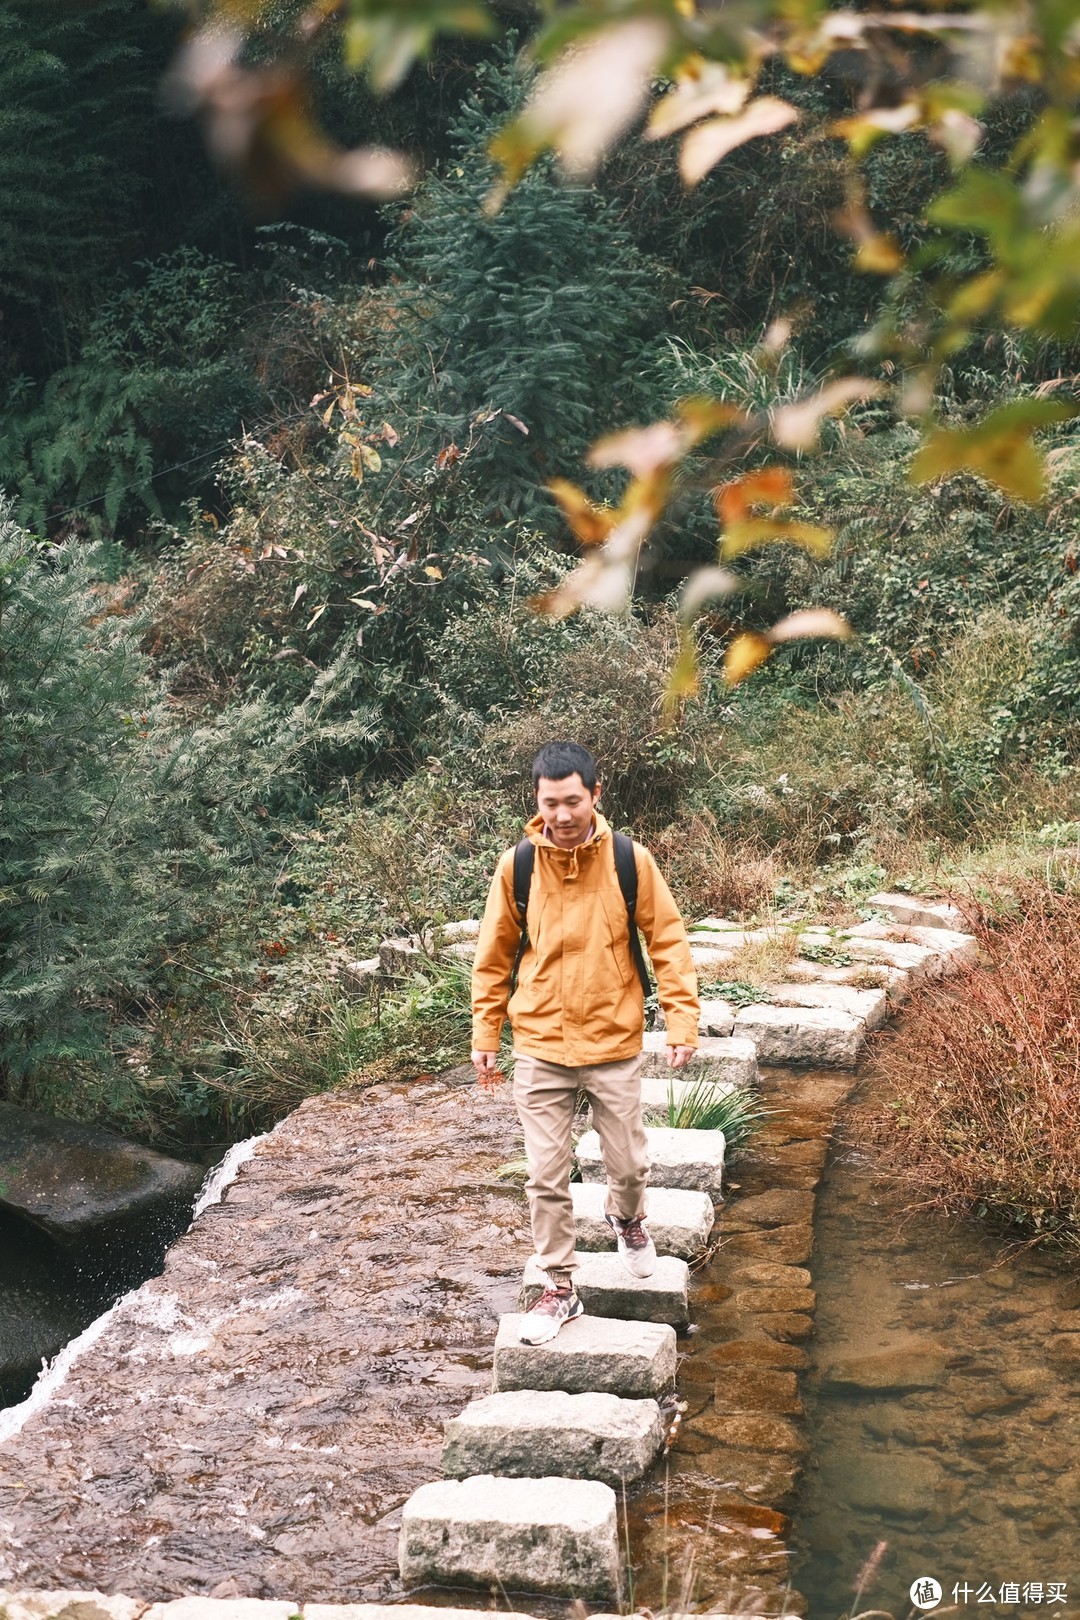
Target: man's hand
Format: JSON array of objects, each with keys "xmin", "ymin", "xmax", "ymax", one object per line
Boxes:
[
  {"xmin": 667, "ymin": 1045, "xmax": 696, "ymax": 1070},
  {"xmin": 471, "ymin": 1049, "xmax": 504, "ymax": 1090}
]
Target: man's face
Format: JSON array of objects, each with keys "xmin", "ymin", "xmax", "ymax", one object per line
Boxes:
[{"xmin": 536, "ymin": 773, "xmax": 602, "ymax": 849}]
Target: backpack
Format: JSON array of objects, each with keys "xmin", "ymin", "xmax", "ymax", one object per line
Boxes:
[{"xmin": 509, "ymin": 830, "xmax": 653, "ymax": 996}]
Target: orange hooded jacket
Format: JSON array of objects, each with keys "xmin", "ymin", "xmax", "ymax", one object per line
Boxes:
[{"xmin": 471, "ymin": 811, "xmax": 700, "ymax": 1066}]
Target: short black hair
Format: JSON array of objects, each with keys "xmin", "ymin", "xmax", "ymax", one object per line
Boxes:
[{"xmin": 531, "ymin": 740, "xmax": 598, "ymax": 792}]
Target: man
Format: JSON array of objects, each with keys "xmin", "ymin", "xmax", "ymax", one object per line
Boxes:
[{"xmin": 471, "ymin": 740, "xmax": 700, "ymax": 1344}]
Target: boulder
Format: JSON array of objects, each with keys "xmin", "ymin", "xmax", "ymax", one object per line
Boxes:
[
  {"xmin": 442, "ymin": 1389, "xmax": 663, "ymax": 1485},
  {"xmin": 492, "ymin": 1313, "xmax": 677, "ymax": 1398},
  {"xmin": 398, "ymin": 1475, "xmax": 622, "ymax": 1599},
  {"xmin": 821, "ymin": 1343, "xmax": 950, "ymax": 1392},
  {"xmin": 0, "ymin": 1103, "xmax": 204, "ymax": 1248},
  {"xmin": 0, "ymin": 1594, "xmax": 144, "ymax": 1620}
]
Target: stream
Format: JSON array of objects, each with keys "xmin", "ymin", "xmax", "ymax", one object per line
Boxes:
[
  {"xmin": 1, "ymin": 1076, "xmax": 1077, "ymax": 1616},
  {"xmin": 791, "ymin": 1084, "xmax": 1079, "ymax": 1619}
]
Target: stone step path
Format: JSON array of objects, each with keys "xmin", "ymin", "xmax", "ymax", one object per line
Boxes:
[
  {"xmin": 442, "ymin": 1389, "xmax": 664, "ymax": 1485},
  {"xmin": 577, "ymin": 1123, "xmax": 725, "ymax": 1196},
  {"xmin": 521, "ymin": 1251, "xmax": 691, "ymax": 1327},
  {"xmin": 399, "ymin": 1474, "xmax": 623, "ymax": 1599},
  {"xmin": 390, "ymin": 893, "xmax": 977, "ymax": 1611},
  {"xmin": 491, "ymin": 1313, "xmax": 677, "ymax": 1397},
  {"xmin": 570, "ymin": 1181, "xmax": 714, "ymax": 1259}
]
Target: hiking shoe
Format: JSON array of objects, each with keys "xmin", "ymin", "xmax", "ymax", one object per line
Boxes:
[
  {"xmin": 606, "ymin": 1212, "xmax": 657, "ymax": 1279},
  {"xmin": 518, "ymin": 1284, "xmax": 584, "ymax": 1345}
]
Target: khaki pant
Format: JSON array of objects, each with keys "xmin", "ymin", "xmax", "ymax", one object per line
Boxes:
[{"xmin": 513, "ymin": 1051, "xmax": 649, "ymax": 1276}]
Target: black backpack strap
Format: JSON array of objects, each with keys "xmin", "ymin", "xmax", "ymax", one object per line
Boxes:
[
  {"xmin": 613, "ymin": 830, "xmax": 653, "ymax": 997},
  {"xmin": 509, "ymin": 837, "xmax": 534, "ymax": 991}
]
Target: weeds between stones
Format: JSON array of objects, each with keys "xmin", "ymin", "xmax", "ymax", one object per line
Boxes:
[
  {"xmin": 867, "ymin": 879, "xmax": 1080, "ymax": 1245},
  {"xmin": 644, "ymin": 1080, "xmax": 773, "ymax": 1147}
]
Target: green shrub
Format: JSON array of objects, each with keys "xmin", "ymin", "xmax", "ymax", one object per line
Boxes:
[{"xmin": 644, "ymin": 1078, "xmax": 772, "ymax": 1145}]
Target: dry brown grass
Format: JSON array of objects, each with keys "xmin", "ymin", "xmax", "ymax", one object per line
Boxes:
[
  {"xmin": 653, "ymin": 811, "xmax": 781, "ymax": 921},
  {"xmin": 867, "ymin": 881, "xmax": 1080, "ymax": 1244}
]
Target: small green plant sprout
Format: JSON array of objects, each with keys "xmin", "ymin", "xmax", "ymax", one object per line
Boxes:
[
  {"xmin": 644, "ymin": 1078, "xmax": 773, "ymax": 1146},
  {"xmin": 698, "ymin": 979, "xmax": 770, "ymax": 1009},
  {"xmin": 798, "ymin": 940, "xmax": 854, "ymax": 968}
]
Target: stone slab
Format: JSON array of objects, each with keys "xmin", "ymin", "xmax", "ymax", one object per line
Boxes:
[
  {"xmin": 442, "ymin": 1389, "xmax": 663, "ymax": 1485},
  {"xmin": 639, "ymin": 1073, "xmax": 739, "ymax": 1116},
  {"xmin": 577, "ymin": 1125, "xmax": 725, "ymax": 1197},
  {"xmin": 378, "ymin": 935, "xmax": 423, "ymax": 975},
  {"xmin": 765, "ymin": 981, "xmax": 888, "ymax": 1031},
  {"xmin": 842, "ymin": 920, "xmax": 977, "ymax": 971},
  {"xmin": 398, "ymin": 1474, "xmax": 621, "ymax": 1599},
  {"xmin": 0, "ymin": 1596, "xmax": 145, "ymax": 1620},
  {"xmin": 304, "ymin": 1609, "xmax": 529, "ymax": 1620},
  {"xmin": 867, "ymin": 892, "xmax": 967, "ymax": 931},
  {"xmin": 145, "ymin": 1605, "xmax": 297, "ymax": 1620},
  {"xmin": 798, "ymin": 930, "xmax": 939, "ymax": 981},
  {"xmin": 570, "ymin": 1181, "xmax": 714, "ymax": 1260},
  {"xmin": 733, "ymin": 1004, "xmax": 865, "ymax": 1067},
  {"xmin": 522, "ymin": 1252, "xmax": 690, "ymax": 1327},
  {"xmin": 781, "ymin": 958, "xmax": 911, "ymax": 1007},
  {"xmin": 492, "ymin": 1313, "xmax": 677, "ymax": 1397},
  {"xmin": 338, "ymin": 957, "xmax": 382, "ymax": 999},
  {"xmin": 640, "ymin": 1031, "xmax": 757, "ymax": 1085}
]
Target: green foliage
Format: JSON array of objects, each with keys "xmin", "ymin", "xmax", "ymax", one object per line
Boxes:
[
  {"xmin": 698, "ymin": 980, "xmax": 770, "ymax": 1009},
  {"xmin": 0, "ymin": 506, "xmax": 285, "ymax": 1119},
  {"xmin": 0, "ymin": 250, "xmax": 266, "ymax": 534},
  {"xmin": 644, "ymin": 1078, "xmax": 771, "ymax": 1145},
  {"xmin": 371, "ymin": 51, "xmax": 664, "ymax": 528}
]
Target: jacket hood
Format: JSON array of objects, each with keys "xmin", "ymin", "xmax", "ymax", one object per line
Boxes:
[{"xmin": 525, "ymin": 808, "xmax": 611, "ymax": 880}]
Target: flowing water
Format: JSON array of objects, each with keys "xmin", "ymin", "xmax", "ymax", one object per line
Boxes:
[{"xmin": 791, "ymin": 1088, "xmax": 1080, "ymax": 1619}]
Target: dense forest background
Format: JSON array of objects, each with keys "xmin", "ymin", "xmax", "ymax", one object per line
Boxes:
[{"xmin": 3, "ymin": 0, "xmax": 1079, "ymax": 1150}]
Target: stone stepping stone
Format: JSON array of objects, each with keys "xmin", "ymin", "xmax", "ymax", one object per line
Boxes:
[
  {"xmin": 782, "ymin": 956, "xmax": 911, "ymax": 1008},
  {"xmin": 797, "ymin": 929, "xmax": 940, "ymax": 982},
  {"xmin": 492, "ymin": 1313, "xmax": 677, "ymax": 1398},
  {"xmin": 577, "ymin": 1125, "xmax": 725, "ymax": 1197},
  {"xmin": 765, "ymin": 981, "xmax": 888, "ymax": 1030},
  {"xmin": 844, "ymin": 918, "xmax": 977, "ymax": 970},
  {"xmin": 639, "ymin": 1073, "xmax": 737, "ymax": 1115},
  {"xmin": 442, "ymin": 1389, "xmax": 663, "ymax": 1486},
  {"xmin": 569, "ymin": 1181, "xmax": 714, "ymax": 1259},
  {"xmin": 868, "ymin": 891, "xmax": 967, "ymax": 931},
  {"xmin": 522, "ymin": 1251, "xmax": 690, "ymax": 1327},
  {"xmin": 641, "ymin": 1030, "xmax": 757, "ymax": 1084},
  {"xmin": 733, "ymin": 1003, "xmax": 865, "ymax": 1067},
  {"xmin": 398, "ymin": 1474, "xmax": 621, "ymax": 1599}
]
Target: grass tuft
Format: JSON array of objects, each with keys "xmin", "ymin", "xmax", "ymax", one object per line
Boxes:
[{"xmin": 645, "ymin": 1078, "xmax": 772, "ymax": 1145}]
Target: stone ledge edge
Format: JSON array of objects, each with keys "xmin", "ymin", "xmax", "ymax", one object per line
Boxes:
[{"xmin": 0, "ymin": 1601, "xmax": 799, "ymax": 1620}]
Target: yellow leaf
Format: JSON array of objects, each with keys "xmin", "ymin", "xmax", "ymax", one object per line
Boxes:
[
  {"xmin": 424, "ymin": 565, "xmax": 444, "ymax": 580},
  {"xmin": 724, "ymin": 632, "xmax": 773, "ymax": 686},
  {"xmin": 647, "ymin": 59, "xmax": 749, "ymax": 139},
  {"xmin": 680, "ymin": 565, "xmax": 739, "ymax": 620},
  {"xmin": 588, "ymin": 420, "xmax": 684, "ymax": 476},
  {"xmin": 721, "ymin": 519, "xmax": 834, "ymax": 559},
  {"xmin": 716, "ymin": 468, "xmax": 794, "ymax": 525},
  {"xmin": 768, "ymin": 609, "xmax": 851, "ymax": 644},
  {"xmin": 680, "ymin": 98, "xmax": 798, "ymax": 186},
  {"xmin": 911, "ymin": 427, "xmax": 1046, "ymax": 504},
  {"xmin": 490, "ymin": 18, "xmax": 671, "ymax": 187},
  {"xmin": 664, "ymin": 631, "xmax": 700, "ymax": 714},
  {"xmin": 548, "ymin": 478, "xmax": 617, "ymax": 546},
  {"xmin": 350, "ymin": 448, "xmax": 364, "ymax": 482},
  {"xmin": 771, "ymin": 378, "xmax": 884, "ymax": 451},
  {"xmin": 854, "ymin": 233, "xmax": 905, "ymax": 273},
  {"xmin": 359, "ymin": 443, "xmax": 382, "ymax": 472}
]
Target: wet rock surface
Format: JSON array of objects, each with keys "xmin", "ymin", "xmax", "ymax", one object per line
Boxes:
[
  {"xmin": 0, "ymin": 1080, "xmax": 529, "ymax": 1602},
  {"xmin": 0, "ymin": 1105, "xmax": 203, "ymax": 1246}
]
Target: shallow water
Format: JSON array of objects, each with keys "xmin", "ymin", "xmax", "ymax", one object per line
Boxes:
[{"xmin": 791, "ymin": 1091, "xmax": 1080, "ymax": 1619}]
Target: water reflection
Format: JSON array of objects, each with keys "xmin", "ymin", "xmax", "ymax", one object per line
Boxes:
[{"xmin": 793, "ymin": 1105, "xmax": 1080, "ymax": 1618}]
